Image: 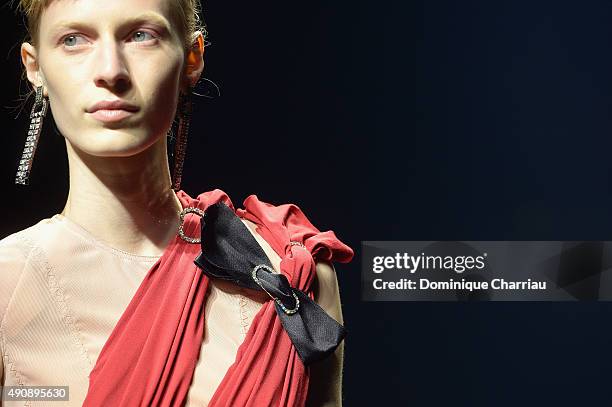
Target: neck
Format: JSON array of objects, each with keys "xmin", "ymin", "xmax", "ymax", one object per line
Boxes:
[{"xmin": 61, "ymin": 137, "xmax": 184, "ymax": 256}]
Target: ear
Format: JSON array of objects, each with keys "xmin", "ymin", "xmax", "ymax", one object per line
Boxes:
[
  {"xmin": 21, "ymin": 42, "xmax": 48, "ymax": 97},
  {"xmin": 183, "ymin": 31, "xmax": 205, "ymax": 90}
]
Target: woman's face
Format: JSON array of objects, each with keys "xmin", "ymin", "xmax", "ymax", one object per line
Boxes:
[{"xmin": 22, "ymin": 0, "xmax": 199, "ymax": 157}]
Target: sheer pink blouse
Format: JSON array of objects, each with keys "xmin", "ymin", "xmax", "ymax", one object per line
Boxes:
[{"xmin": 0, "ymin": 214, "xmax": 274, "ymax": 406}]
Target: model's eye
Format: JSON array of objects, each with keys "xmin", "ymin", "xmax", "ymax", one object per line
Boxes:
[
  {"xmin": 62, "ymin": 34, "xmax": 86, "ymax": 47},
  {"xmin": 132, "ymin": 31, "xmax": 155, "ymax": 42}
]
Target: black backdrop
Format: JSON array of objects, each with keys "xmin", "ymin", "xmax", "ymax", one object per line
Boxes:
[{"xmin": 2, "ymin": 1, "xmax": 612, "ymax": 406}]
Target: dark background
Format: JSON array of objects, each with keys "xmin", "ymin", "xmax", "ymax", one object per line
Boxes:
[{"xmin": 2, "ymin": 1, "xmax": 612, "ymax": 406}]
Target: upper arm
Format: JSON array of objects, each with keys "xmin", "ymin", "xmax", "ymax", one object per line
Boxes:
[
  {"xmin": 312, "ymin": 261, "xmax": 343, "ymax": 325},
  {"xmin": 307, "ymin": 261, "xmax": 345, "ymax": 407}
]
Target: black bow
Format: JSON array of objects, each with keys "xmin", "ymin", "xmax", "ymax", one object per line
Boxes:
[{"xmin": 193, "ymin": 202, "xmax": 346, "ymax": 366}]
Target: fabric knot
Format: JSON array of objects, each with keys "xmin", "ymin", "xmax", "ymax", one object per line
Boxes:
[
  {"xmin": 251, "ymin": 264, "xmax": 300, "ymax": 314},
  {"xmin": 193, "ymin": 202, "xmax": 346, "ymax": 366}
]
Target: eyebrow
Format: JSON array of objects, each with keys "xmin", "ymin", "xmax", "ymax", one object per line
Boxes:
[{"xmin": 49, "ymin": 12, "xmax": 172, "ymax": 37}]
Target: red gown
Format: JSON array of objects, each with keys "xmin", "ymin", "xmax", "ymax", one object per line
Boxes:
[{"xmin": 82, "ymin": 189, "xmax": 354, "ymax": 406}]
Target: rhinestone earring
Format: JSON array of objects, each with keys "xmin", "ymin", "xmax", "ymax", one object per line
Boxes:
[
  {"xmin": 171, "ymin": 88, "xmax": 193, "ymax": 191},
  {"xmin": 15, "ymin": 86, "xmax": 49, "ymax": 185}
]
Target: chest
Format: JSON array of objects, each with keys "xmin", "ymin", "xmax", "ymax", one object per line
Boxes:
[{"xmin": 1, "ymin": 220, "xmax": 285, "ymax": 406}]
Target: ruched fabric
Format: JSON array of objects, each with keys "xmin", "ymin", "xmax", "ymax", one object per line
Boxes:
[{"xmin": 83, "ymin": 189, "xmax": 354, "ymax": 407}]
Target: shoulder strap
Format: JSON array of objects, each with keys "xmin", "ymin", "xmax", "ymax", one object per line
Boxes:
[
  {"xmin": 236, "ymin": 195, "xmax": 354, "ymax": 288},
  {"xmin": 194, "ymin": 201, "xmax": 350, "ymax": 366}
]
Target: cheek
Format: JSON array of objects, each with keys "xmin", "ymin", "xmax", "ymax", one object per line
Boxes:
[
  {"xmin": 44, "ymin": 80, "xmax": 82, "ymax": 141},
  {"xmin": 148, "ymin": 66, "xmax": 182, "ymax": 110},
  {"xmin": 137, "ymin": 55, "xmax": 185, "ymax": 129},
  {"xmin": 38, "ymin": 54, "xmax": 88, "ymax": 131}
]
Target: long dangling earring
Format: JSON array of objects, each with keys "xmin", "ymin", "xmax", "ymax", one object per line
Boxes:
[
  {"xmin": 15, "ymin": 86, "xmax": 49, "ymax": 185},
  {"xmin": 171, "ymin": 87, "xmax": 193, "ymax": 191}
]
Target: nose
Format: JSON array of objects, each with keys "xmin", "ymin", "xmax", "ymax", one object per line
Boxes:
[{"xmin": 92, "ymin": 37, "xmax": 131, "ymax": 93}]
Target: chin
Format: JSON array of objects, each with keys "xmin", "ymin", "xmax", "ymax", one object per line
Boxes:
[{"xmin": 69, "ymin": 128, "xmax": 163, "ymax": 158}]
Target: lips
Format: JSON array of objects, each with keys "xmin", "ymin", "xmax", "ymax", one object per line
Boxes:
[
  {"xmin": 87, "ymin": 100, "xmax": 139, "ymax": 113},
  {"xmin": 87, "ymin": 100, "xmax": 139, "ymax": 123}
]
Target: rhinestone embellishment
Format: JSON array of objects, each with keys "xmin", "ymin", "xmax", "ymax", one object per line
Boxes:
[
  {"xmin": 289, "ymin": 241, "xmax": 307, "ymax": 249},
  {"xmin": 178, "ymin": 207, "xmax": 205, "ymax": 243},
  {"xmin": 15, "ymin": 87, "xmax": 48, "ymax": 185},
  {"xmin": 251, "ymin": 264, "xmax": 300, "ymax": 315}
]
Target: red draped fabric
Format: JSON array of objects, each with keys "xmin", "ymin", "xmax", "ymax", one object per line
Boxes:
[{"xmin": 83, "ymin": 189, "xmax": 354, "ymax": 407}]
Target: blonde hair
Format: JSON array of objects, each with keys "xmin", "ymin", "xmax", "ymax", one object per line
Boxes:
[{"xmin": 16, "ymin": 0, "xmax": 207, "ymax": 50}]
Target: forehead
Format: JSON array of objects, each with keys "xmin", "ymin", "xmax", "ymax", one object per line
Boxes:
[{"xmin": 39, "ymin": 0, "xmax": 175, "ymax": 31}]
